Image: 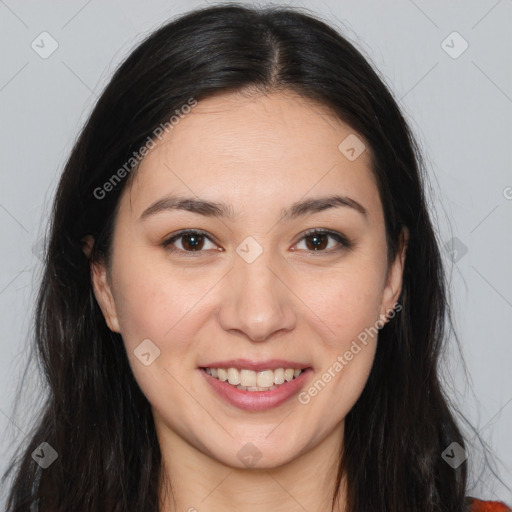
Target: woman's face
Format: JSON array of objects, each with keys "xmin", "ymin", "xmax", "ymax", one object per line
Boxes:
[{"xmin": 91, "ymin": 90, "xmax": 406, "ymax": 469}]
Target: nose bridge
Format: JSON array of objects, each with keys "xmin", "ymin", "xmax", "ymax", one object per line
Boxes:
[{"xmin": 218, "ymin": 239, "xmax": 296, "ymax": 341}]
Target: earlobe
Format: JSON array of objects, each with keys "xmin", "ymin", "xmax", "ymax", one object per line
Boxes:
[{"xmin": 89, "ymin": 255, "xmax": 121, "ymax": 333}]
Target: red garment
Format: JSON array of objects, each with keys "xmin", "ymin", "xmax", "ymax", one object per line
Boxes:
[{"xmin": 468, "ymin": 497, "xmax": 512, "ymax": 511}]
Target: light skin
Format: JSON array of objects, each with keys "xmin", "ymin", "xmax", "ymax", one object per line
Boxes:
[{"xmin": 87, "ymin": 90, "xmax": 407, "ymax": 512}]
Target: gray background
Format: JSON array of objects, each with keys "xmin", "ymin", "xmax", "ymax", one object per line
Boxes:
[{"xmin": 1, "ymin": 0, "xmax": 511, "ymax": 506}]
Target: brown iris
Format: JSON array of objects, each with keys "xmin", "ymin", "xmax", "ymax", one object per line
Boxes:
[
  {"xmin": 304, "ymin": 233, "xmax": 328, "ymax": 251},
  {"xmin": 181, "ymin": 233, "xmax": 205, "ymax": 251}
]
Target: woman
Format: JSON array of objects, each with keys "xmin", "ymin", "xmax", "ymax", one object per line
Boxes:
[{"xmin": 3, "ymin": 4, "xmax": 510, "ymax": 511}]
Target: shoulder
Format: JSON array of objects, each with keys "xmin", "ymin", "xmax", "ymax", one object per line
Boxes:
[{"xmin": 466, "ymin": 497, "xmax": 512, "ymax": 511}]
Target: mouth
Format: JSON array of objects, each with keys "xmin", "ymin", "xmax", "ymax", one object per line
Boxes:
[{"xmin": 199, "ymin": 361, "xmax": 313, "ymax": 411}]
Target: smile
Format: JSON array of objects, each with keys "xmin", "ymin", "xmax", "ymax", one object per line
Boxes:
[{"xmin": 200, "ymin": 366, "xmax": 313, "ymax": 411}]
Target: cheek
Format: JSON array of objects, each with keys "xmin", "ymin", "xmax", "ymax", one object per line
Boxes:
[
  {"xmin": 296, "ymin": 266, "xmax": 381, "ymax": 423},
  {"xmin": 110, "ymin": 254, "xmax": 212, "ymax": 415},
  {"xmin": 111, "ymin": 252, "xmax": 202, "ymax": 351},
  {"xmin": 292, "ymin": 256, "xmax": 384, "ymax": 412},
  {"xmin": 296, "ymin": 260, "xmax": 385, "ymax": 346}
]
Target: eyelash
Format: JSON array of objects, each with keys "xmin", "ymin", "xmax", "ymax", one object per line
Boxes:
[{"xmin": 161, "ymin": 228, "xmax": 353, "ymax": 256}]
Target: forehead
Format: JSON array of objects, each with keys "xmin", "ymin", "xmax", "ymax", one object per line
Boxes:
[{"xmin": 122, "ymin": 90, "xmax": 380, "ymax": 221}]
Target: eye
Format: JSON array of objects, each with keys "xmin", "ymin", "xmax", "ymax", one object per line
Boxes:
[
  {"xmin": 162, "ymin": 228, "xmax": 353, "ymax": 256},
  {"xmin": 293, "ymin": 229, "xmax": 353, "ymax": 253},
  {"xmin": 162, "ymin": 230, "xmax": 218, "ymax": 254}
]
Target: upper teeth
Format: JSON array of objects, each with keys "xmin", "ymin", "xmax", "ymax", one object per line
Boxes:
[{"xmin": 205, "ymin": 367, "xmax": 303, "ymax": 388}]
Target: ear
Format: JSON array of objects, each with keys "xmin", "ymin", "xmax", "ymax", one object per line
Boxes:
[
  {"xmin": 82, "ymin": 235, "xmax": 121, "ymax": 333},
  {"xmin": 379, "ymin": 227, "xmax": 408, "ymax": 322}
]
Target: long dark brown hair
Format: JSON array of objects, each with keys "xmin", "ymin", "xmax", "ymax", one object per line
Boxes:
[{"xmin": 3, "ymin": 3, "xmax": 478, "ymax": 510}]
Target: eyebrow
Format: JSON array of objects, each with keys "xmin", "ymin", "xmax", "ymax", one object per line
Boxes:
[{"xmin": 139, "ymin": 194, "xmax": 367, "ymax": 222}]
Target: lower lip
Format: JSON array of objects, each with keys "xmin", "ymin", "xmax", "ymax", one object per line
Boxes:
[{"xmin": 200, "ymin": 368, "xmax": 313, "ymax": 411}]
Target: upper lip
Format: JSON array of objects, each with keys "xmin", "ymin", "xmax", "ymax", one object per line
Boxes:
[{"xmin": 200, "ymin": 359, "xmax": 311, "ymax": 372}]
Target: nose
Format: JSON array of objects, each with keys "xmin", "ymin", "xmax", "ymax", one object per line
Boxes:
[{"xmin": 217, "ymin": 249, "xmax": 297, "ymax": 342}]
